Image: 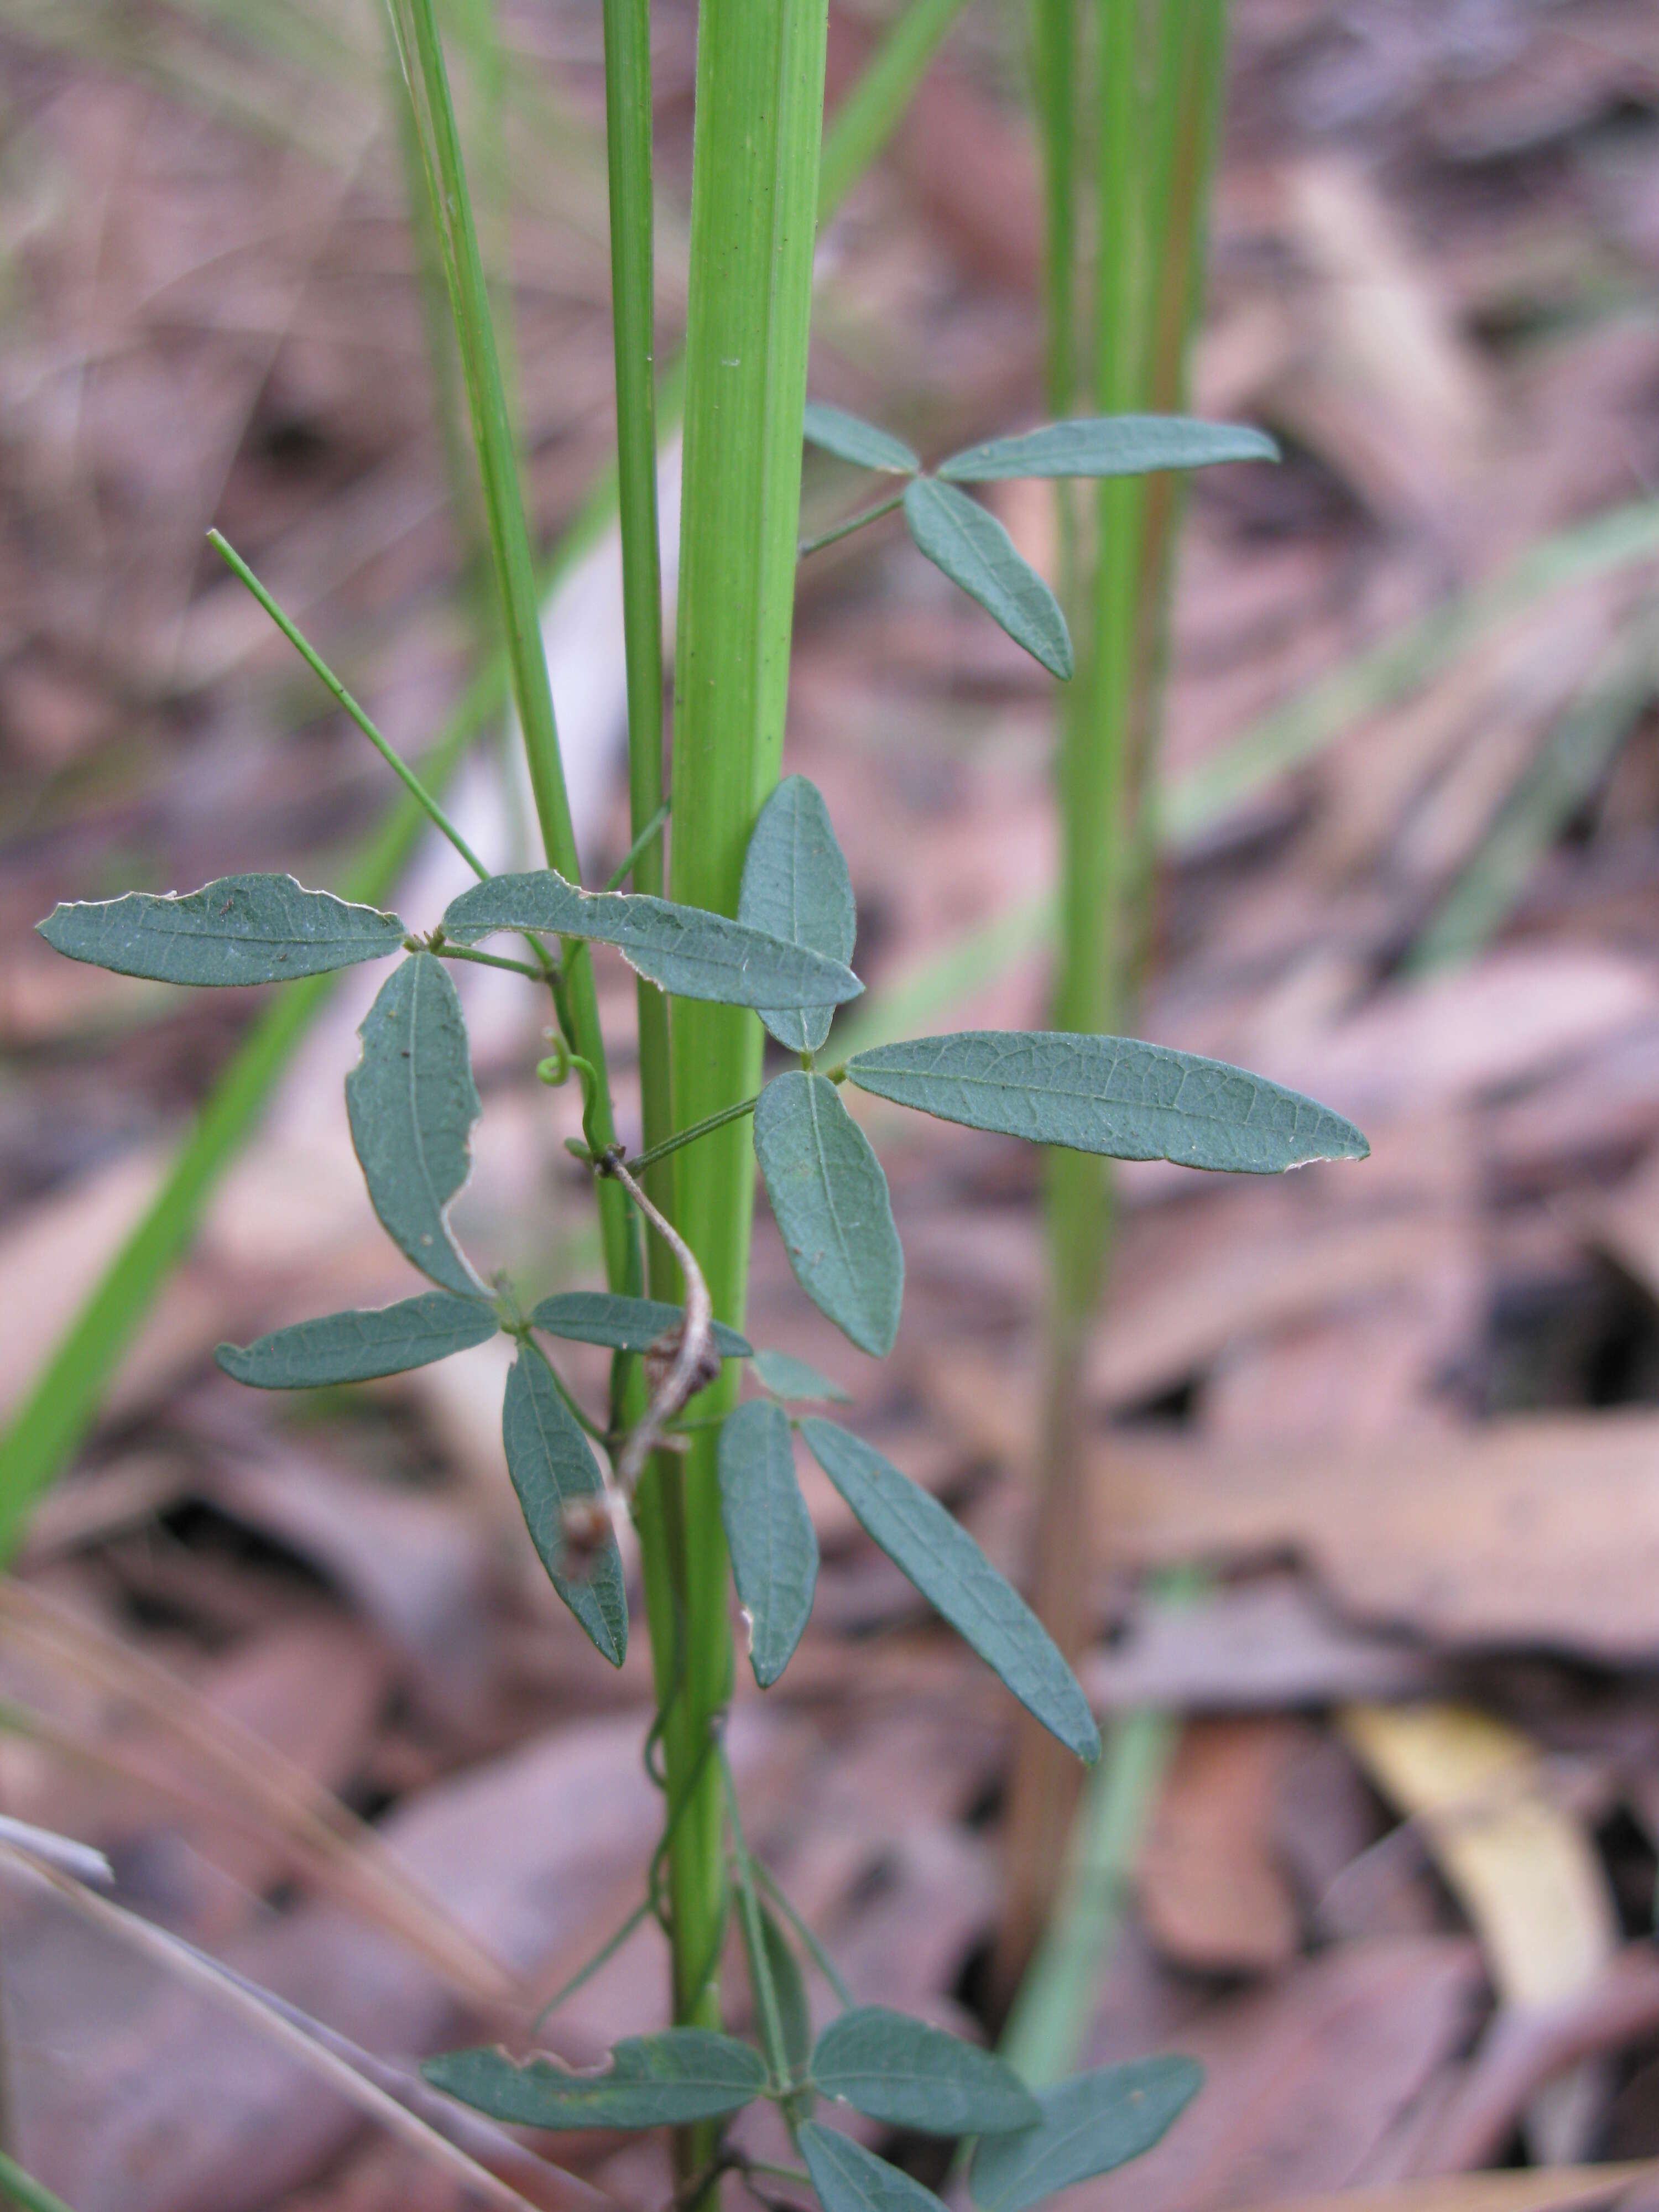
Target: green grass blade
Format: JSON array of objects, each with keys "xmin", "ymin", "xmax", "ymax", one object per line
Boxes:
[
  {"xmin": 1161, "ymin": 497, "xmax": 1659, "ymax": 843},
  {"xmin": 815, "ymin": 0, "xmax": 969, "ymax": 222},
  {"xmin": 651, "ymin": 0, "xmax": 830, "ymax": 2106},
  {"xmin": 0, "ymin": 2150, "xmax": 77, "ymax": 2212},
  {"xmin": 1407, "ymin": 612, "xmax": 1659, "ymax": 975}
]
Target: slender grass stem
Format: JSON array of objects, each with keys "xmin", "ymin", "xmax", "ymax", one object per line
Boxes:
[
  {"xmin": 207, "ymin": 531, "xmax": 491, "ymax": 881},
  {"xmin": 1003, "ymin": 0, "xmax": 1230, "ymax": 2018},
  {"xmin": 999, "ymin": 1705, "xmax": 1180, "ymax": 2085},
  {"xmin": 602, "ymin": 801, "xmax": 671, "ymax": 894},
  {"xmin": 626, "ymin": 1093, "xmax": 762, "ymax": 1177},
  {"xmin": 797, "ymin": 489, "xmax": 906, "ymax": 559},
  {"xmin": 389, "ymin": 0, "xmax": 636, "ymax": 1298},
  {"xmin": 600, "ymin": 0, "xmax": 676, "ymax": 1274}
]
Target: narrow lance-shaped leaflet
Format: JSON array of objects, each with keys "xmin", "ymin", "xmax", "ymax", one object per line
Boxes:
[
  {"xmin": 738, "ymin": 774, "xmax": 858, "ymax": 1053},
  {"xmin": 938, "ymin": 414, "xmax": 1277, "ymax": 482},
  {"xmin": 501, "ymin": 1343, "xmax": 628, "ymax": 1667},
  {"xmin": 38, "ymin": 875, "xmax": 406, "ymax": 987},
  {"xmin": 440, "ymin": 871, "xmax": 863, "ymax": 1013},
  {"xmin": 846, "ymin": 1031, "xmax": 1368, "ymax": 1172},
  {"xmin": 801, "ymin": 1419, "xmax": 1099, "ymax": 1761},
  {"xmin": 903, "ymin": 478, "xmax": 1073, "ymax": 681},
  {"xmin": 718, "ymin": 1400, "xmax": 818, "ymax": 1688},
  {"xmin": 346, "ymin": 953, "xmax": 486, "ymax": 1298},
  {"xmin": 754, "ymin": 1072, "xmax": 904, "ymax": 1358},
  {"xmin": 217, "ymin": 1292, "xmax": 496, "ymax": 1389},
  {"xmin": 424, "ymin": 2030, "xmax": 768, "ymax": 2130}
]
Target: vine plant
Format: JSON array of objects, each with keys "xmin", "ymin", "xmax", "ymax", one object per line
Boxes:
[{"xmin": 33, "ymin": 0, "xmax": 1366, "ymax": 2206}]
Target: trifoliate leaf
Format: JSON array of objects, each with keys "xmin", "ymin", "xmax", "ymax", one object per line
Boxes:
[
  {"xmin": 754, "ymin": 1073, "xmax": 902, "ymax": 1358},
  {"xmin": 847, "ymin": 1031, "xmax": 1369, "ymax": 1173},
  {"xmin": 739, "ymin": 776, "xmax": 857, "ymax": 1053},
  {"xmin": 939, "ymin": 415, "xmax": 1279, "ymax": 482},
  {"xmin": 423, "ymin": 2030, "xmax": 768, "ymax": 2129},
  {"xmin": 216, "ymin": 1292, "xmax": 495, "ymax": 1389},
  {"xmin": 502, "ymin": 1344, "xmax": 627, "ymax": 1666},
  {"xmin": 811, "ymin": 2007, "xmax": 1039, "ymax": 2136},
  {"xmin": 531, "ymin": 1291, "xmax": 750, "ymax": 1361},
  {"xmin": 38, "ymin": 874, "xmax": 405, "ymax": 986},
  {"xmin": 800, "ymin": 2125, "xmax": 950, "ymax": 2212},
  {"xmin": 970, "ymin": 2057, "xmax": 1204, "ymax": 2212},
  {"xmin": 440, "ymin": 872, "xmax": 862, "ymax": 1013},
  {"xmin": 346, "ymin": 953, "xmax": 483, "ymax": 1296},
  {"xmin": 903, "ymin": 478, "xmax": 1072, "ymax": 681},
  {"xmin": 750, "ymin": 1349, "xmax": 852, "ymax": 1404},
  {"xmin": 800, "ymin": 1420, "xmax": 1099, "ymax": 1762},
  {"xmin": 803, "ymin": 402, "xmax": 920, "ymax": 475},
  {"xmin": 718, "ymin": 1401, "xmax": 818, "ymax": 1689}
]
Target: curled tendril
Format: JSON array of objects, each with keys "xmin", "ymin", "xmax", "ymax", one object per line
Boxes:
[{"xmin": 536, "ymin": 1032, "xmax": 604, "ymax": 1154}]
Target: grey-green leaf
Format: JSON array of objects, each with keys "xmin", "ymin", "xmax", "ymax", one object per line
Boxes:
[
  {"xmin": 346, "ymin": 953, "xmax": 483, "ymax": 1296},
  {"xmin": 751, "ymin": 1348, "xmax": 851, "ymax": 1404},
  {"xmin": 738, "ymin": 775, "xmax": 857, "ymax": 1053},
  {"xmin": 440, "ymin": 872, "xmax": 863, "ymax": 1013},
  {"xmin": 38, "ymin": 874, "xmax": 406, "ymax": 987},
  {"xmin": 939, "ymin": 415, "xmax": 1279, "ymax": 483},
  {"xmin": 423, "ymin": 2030, "xmax": 768, "ymax": 2130},
  {"xmin": 800, "ymin": 1420, "xmax": 1099, "ymax": 1762},
  {"xmin": 754, "ymin": 1073, "xmax": 902, "ymax": 1358},
  {"xmin": 216, "ymin": 1292, "xmax": 495, "ymax": 1389},
  {"xmin": 847, "ymin": 1031, "xmax": 1369, "ymax": 1173},
  {"xmin": 718, "ymin": 1401, "xmax": 818, "ymax": 1688},
  {"xmin": 531, "ymin": 1291, "xmax": 750, "ymax": 1361},
  {"xmin": 904, "ymin": 478, "xmax": 1072, "ymax": 681},
  {"xmin": 804, "ymin": 401, "xmax": 920, "ymax": 475},
  {"xmin": 759, "ymin": 1902, "xmax": 813, "ymax": 2081},
  {"xmin": 800, "ymin": 2125, "xmax": 950, "ymax": 2212},
  {"xmin": 811, "ymin": 2007, "xmax": 1039, "ymax": 2136},
  {"xmin": 502, "ymin": 1345, "xmax": 627, "ymax": 1666},
  {"xmin": 969, "ymin": 2057, "xmax": 1204, "ymax": 2212}
]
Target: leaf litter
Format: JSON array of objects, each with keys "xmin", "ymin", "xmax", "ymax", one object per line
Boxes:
[{"xmin": 8, "ymin": 1, "xmax": 1659, "ymax": 2208}]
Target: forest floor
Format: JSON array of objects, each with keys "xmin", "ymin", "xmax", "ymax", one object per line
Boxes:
[{"xmin": 6, "ymin": 0, "xmax": 1659, "ymax": 2206}]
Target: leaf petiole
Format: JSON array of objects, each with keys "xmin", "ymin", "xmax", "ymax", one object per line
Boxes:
[
  {"xmin": 431, "ymin": 942, "xmax": 547, "ymax": 983},
  {"xmin": 798, "ymin": 488, "xmax": 907, "ymax": 560},
  {"xmin": 625, "ymin": 1092, "xmax": 764, "ymax": 1176},
  {"xmin": 718, "ymin": 1743, "xmax": 795, "ymax": 2095},
  {"xmin": 751, "ymin": 1856, "xmax": 854, "ymax": 2010},
  {"xmin": 531, "ymin": 1896, "xmax": 655, "ymax": 2030},
  {"xmin": 603, "ymin": 800, "xmax": 672, "ymax": 893},
  {"xmin": 207, "ymin": 531, "xmax": 492, "ymax": 884}
]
